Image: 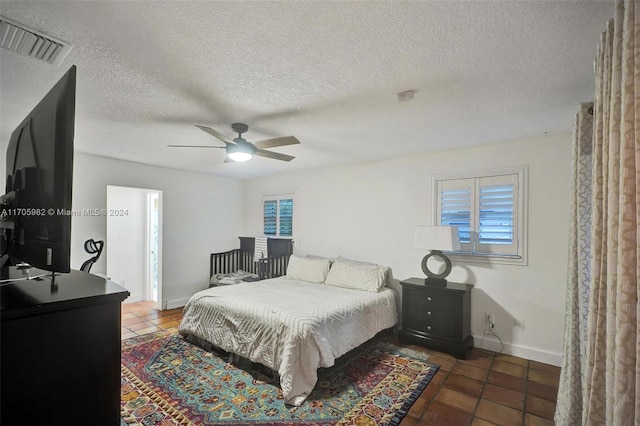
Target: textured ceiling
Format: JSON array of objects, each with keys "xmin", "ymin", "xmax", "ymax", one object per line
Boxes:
[{"xmin": 0, "ymin": 1, "xmax": 613, "ymax": 179}]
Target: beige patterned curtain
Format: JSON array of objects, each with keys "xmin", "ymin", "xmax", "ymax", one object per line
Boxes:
[
  {"xmin": 584, "ymin": 0, "xmax": 638, "ymax": 423},
  {"xmin": 555, "ymin": 103, "xmax": 593, "ymax": 425},
  {"xmin": 556, "ymin": 0, "xmax": 638, "ymax": 424}
]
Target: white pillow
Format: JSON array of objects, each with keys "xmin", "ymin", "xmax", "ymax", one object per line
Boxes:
[
  {"xmin": 306, "ymin": 254, "xmax": 335, "ymax": 265},
  {"xmin": 337, "ymin": 256, "xmax": 390, "ymax": 280},
  {"xmin": 324, "ymin": 257, "xmax": 388, "ymax": 292},
  {"xmin": 286, "ymin": 255, "xmax": 332, "ymax": 283}
]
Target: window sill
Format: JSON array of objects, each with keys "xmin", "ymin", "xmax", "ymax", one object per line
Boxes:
[{"xmin": 447, "ymin": 252, "xmax": 527, "ymax": 266}]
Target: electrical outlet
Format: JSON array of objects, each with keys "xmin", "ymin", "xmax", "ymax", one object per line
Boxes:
[
  {"xmin": 514, "ymin": 318, "xmax": 525, "ymax": 331},
  {"xmin": 485, "ymin": 312, "xmax": 495, "ymax": 326}
]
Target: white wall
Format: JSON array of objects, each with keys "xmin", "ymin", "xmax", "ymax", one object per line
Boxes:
[
  {"xmin": 106, "ymin": 185, "xmax": 147, "ymax": 302},
  {"xmin": 72, "ymin": 153, "xmax": 244, "ymax": 306},
  {"xmin": 243, "ymin": 134, "xmax": 572, "ymax": 365},
  {"xmin": 0, "ymin": 139, "xmax": 5, "ymax": 187}
]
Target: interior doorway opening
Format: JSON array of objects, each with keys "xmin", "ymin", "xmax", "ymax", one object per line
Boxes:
[
  {"xmin": 146, "ymin": 191, "xmax": 160, "ymax": 302},
  {"xmin": 106, "ymin": 185, "xmax": 162, "ymax": 308}
]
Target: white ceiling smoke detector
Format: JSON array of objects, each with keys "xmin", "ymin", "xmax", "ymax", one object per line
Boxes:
[
  {"xmin": 397, "ymin": 90, "xmax": 416, "ymax": 102},
  {"xmin": 0, "ymin": 16, "xmax": 73, "ymax": 66}
]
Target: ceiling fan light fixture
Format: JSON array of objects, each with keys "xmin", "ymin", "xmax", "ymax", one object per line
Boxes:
[
  {"xmin": 188, "ymin": 123, "xmax": 300, "ymax": 164},
  {"xmin": 228, "ymin": 151, "xmax": 252, "ymax": 162},
  {"xmin": 227, "ymin": 146, "xmax": 253, "ymax": 162}
]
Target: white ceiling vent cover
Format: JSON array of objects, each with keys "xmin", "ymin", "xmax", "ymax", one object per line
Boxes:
[{"xmin": 0, "ymin": 16, "xmax": 72, "ymax": 66}]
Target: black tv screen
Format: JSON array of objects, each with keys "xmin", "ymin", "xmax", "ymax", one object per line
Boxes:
[{"xmin": 2, "ymin": 65, "xmax": 75, "ymax": 273}]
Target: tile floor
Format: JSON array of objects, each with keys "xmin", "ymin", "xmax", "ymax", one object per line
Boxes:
[
  {"xmin": 121, "ymin": 301, "xmax": 560, "ymax": 426},
  {"xmin": 121, "ymin": 300, "xmax": 182, "ymax": 339}
]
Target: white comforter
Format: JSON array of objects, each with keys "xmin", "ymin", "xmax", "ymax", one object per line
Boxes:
[{"xmin": 178, "ymin": 277, "xmax": 398, "ymax": 405}]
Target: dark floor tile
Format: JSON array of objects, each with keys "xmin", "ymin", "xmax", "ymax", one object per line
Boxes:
[
  {"xmin": 138, "ymin": 311, "xmax": 162, "ymax": 320},
  {"xmin": 482, "ymin": 383, "xmax": 525, "ymax": 410},
  {"xmin": 528, "ymin": 369, "xmax": 560, "ymax": 388},
  {"xmin": 421, "ymin": 401, "xmax": 473, "ymax": 425},
  {"xmin": 492, "ymin": 360, "xmax": 526, "ymax": 378},
  {"xmin": 399, "ymin": 415, "xmax": 425, "ymax": 426},
  {"xmin": 476, "ymin": 399, "xmax": 524, "ymax": 426},
  {"xmin": 427, "ymin": 354, "xmax": 457, "ymax": 372},
  {"xmin": 133, "ymin": 324, "xmax": 163, "ymax": 334},
  {"xmin": 434, "ymin": 387, "xmax": 479, "ymax": 413},
  {"xmin": 444, "ymin": 373, "xmax": 484, "ymax": 397},
  {"xmin": 150, "ymin": 315, "xmax": 183, "ymax": 325},
  {"xmin": 430, "ymin": 369, "xmax": 448, "ymax": 386},
  {"xmin": 526, "ymin": 381, "xmax": 558, "ymax": 402},
  {"xmin": 487, "ymin": 371, "xmax": 526, "ymax": 392},
  {"xmin": 122, "ymin": 316, "xmax": 149, "ymax": 326},
  {"xmin": 407, "ymin": 391, "xmax": 431, "ymax": 419},
  {"xmin": 159, "ymin": 320, "xmax": 181, "ymax": 329},
  {"xmin": 461, "ymin": 348, "xmax": 495, "ymax": 369},
  {"xmin": 452, "ymin": 362, "xmax": 489, "ymax": 382},
  {"xmin": 524, "ymin": 413, "xmax": 555, "ymax": 426},
  {"xmin": 528, "ymin": 361, "xmax": 560, "ymax": 376},
  {"xmin": 126, "ymin": 321, "xmax": 155, "ymax": 331},
  {"xmin": 122, "ymin": 330, "xmax": 137, "ymax": 339},
  {"xmin": 472, "ymin": 418, "xmax": 499, "ymax": 426},
  {"xmin": 525, "ymin": 395, "xmax": 556, "ymax": 420},
  {"xmin": 158, "ymin": 308, "xmax": 183, "ymax": 317},
  {"xmin": 495, "ymin": 353, "xmax": 528, "ymax": 367},
  {"xmin": 409, "ymin": 372, "xmax": 444, "ymax": 418},
  {"xmin": 412, "ymin": 378, "xmax": 441, "ymax": 412}
]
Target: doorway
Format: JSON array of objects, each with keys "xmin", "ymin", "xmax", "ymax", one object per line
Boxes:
[
  {"xmin": 106, "ymin": 185, "xmax": 162, "ymax": 308},
  {"xmin": 146, "ymin": 191, "xmax": 160, "ymax": 302}
]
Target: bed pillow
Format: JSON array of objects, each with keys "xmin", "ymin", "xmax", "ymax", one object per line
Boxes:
[
  {"xmin": 324, "ymin": 257, "xmax": 388, "ymax": 292},
  {"xmin": 286, "ymin": 255, "xmax": 332, "ymax": 283},
  {"xmin": 337, "ymin": 256, "xmax": 390, "ymax": 280},
  {"xmin": 306, "ymin": 254, "xmax": 335, "ymax": 265}
]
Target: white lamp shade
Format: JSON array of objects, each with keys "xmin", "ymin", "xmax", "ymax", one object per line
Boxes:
[
  {"xmin": 227, "ymin": 151, "xmax": 252, "ymax": 162},
  {"xmin": 414, "ymin": 226, "xmax": 461, "ymax": 251}
]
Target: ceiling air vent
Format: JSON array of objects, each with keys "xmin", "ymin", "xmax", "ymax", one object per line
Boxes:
[{"xmin": 0, "ymin": 16, "xmax": 72, "ymax": 66}]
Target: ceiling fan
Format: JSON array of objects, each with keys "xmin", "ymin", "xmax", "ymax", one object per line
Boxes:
[{"xmin": 168, "ymin": 122, "xmax": 300, "ymax": 162}]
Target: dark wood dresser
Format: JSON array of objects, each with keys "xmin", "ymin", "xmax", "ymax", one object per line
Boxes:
[
  {"xmin": 1, "ymin": 268, "xmax": 129, "ymax": 426},
  {"xmin": 399, "ymin": 277, "xmax": 473, "ymax": 359}
]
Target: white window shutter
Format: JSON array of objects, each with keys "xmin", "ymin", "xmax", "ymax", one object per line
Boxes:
[
  {"xmin": 475, "ymin": 174, "xmax": 518, "ymax": 255},
  {"xmin": 263, "ymin": 200, "xmax": 277, "ymax": 236},
  {"xmin": 278, "ymin": 199, "xmax": 293, "ymax": 237},
  {"xmin": 438, "ymin": 178, "xmax": 474, "ymax": 252}
]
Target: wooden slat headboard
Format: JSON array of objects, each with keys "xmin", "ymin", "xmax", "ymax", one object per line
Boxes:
[{"xmin": 238, "ymin": 237, "xmax": 294, "ymax": 258}]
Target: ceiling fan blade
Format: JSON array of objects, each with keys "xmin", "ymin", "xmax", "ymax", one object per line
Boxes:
[
  {"xmin": 167, "ymin": 144, "xmax": 226, "ymax": 148},
  {"xmin": 253, "ymin": 136, "xmax": 300, "ymax": 149},
  {"xmin": 254, "ymin": 149, "xmax": 295, "ymax": 162},
  {"xmin": 195, "ymin": 125, "xmax": 236, "ymax": 145}
]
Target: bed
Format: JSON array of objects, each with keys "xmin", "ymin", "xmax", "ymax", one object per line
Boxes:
[{"xmin": 179, "ymin": 255, "xmax": 399, "ymax": 406}]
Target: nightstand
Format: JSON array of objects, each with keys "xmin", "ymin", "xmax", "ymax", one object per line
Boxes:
[{"xmin": 399, "ymin": 277, "xmax": 473, "ymax": 359}]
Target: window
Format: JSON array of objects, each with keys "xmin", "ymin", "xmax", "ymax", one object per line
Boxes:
[
  {"xmin": 263, "ymin": 193, "xmax": 295, "ymax": 237},
  {"xmin": 434, "ymin": 167, "xmax": 527, "ymax": 264}
]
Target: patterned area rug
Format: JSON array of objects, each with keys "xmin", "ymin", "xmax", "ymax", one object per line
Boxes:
[{"xmin": 121, "ymin": 330, "xmax": 438, "ymax": 426}]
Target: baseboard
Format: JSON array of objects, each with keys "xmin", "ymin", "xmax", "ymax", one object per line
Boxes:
[
  {"xmin": 163, "ymin": 298, "xmax": 189, "ymax": 310},
  {"xmin": 473, "ymin": 333, "xmax": 563, "ymax": 367}
]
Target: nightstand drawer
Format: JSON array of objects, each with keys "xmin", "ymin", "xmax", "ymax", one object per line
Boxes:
[
  {"xmin": 405, "ymin": 318, "xmax": 458, "ymax": 339},
  {"xmin": 415, "ymin": 288, "xmax": 460, "ymax": 315}
]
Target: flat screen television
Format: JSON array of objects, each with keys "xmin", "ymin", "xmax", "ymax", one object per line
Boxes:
[{"xmin": 0, "ymin": 65, "xmax": 76, "ymax": 274}]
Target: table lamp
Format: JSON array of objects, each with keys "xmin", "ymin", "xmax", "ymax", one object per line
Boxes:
[{"xmin": 414, "ymin": 225, "xmax": 460, "ymax": 286}]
